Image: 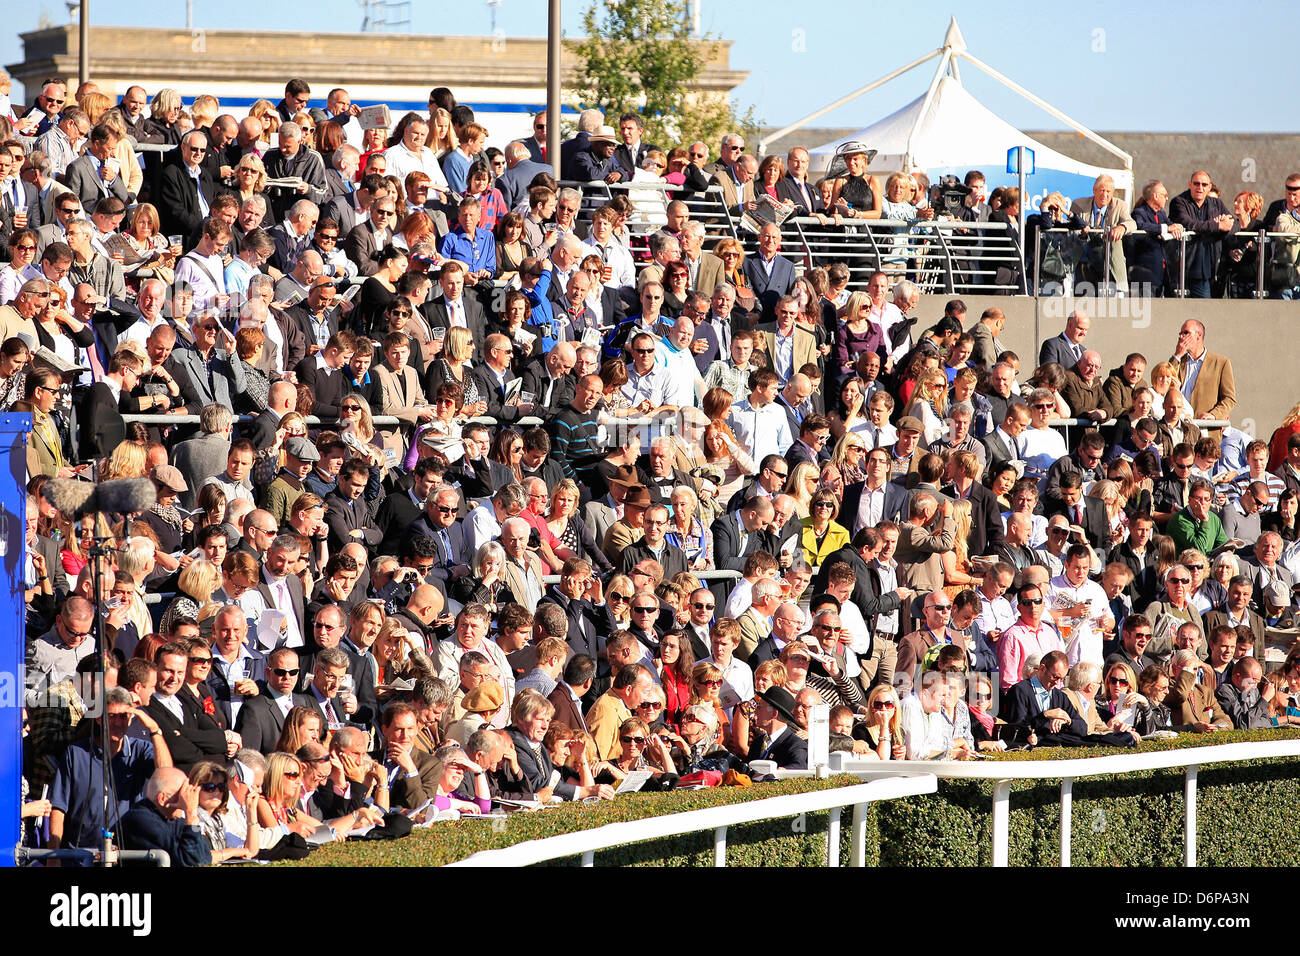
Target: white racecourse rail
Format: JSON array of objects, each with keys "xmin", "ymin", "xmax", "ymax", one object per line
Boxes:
[
  {"xmin": 446, "ymin": 774, "xmax": 938, "ymax": 867},
  {"xmin": 828, "ymin": 738, "xmax": 1300, "ymax": 867}
]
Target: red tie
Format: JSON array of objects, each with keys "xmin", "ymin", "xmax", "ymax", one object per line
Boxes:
[{"xmin": 540, "ymin": 143, "xmax": 547, "ymax": 162}]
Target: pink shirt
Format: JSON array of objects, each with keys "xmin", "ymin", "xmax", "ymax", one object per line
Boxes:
[{"xmin": 997, "ymin": 620, "xmax": 1065, "ymax": 691}]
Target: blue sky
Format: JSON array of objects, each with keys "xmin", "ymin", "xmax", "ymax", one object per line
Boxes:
[{"xmin": 4, "ymin": 0, "xmax": 1295, "ymax": 132}]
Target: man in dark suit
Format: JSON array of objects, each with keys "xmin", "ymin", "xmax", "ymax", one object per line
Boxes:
[
  {"xmin": 423, "ymin": 261, "xmax": 488, "ymax": 362},
  {"xmin": 746, "ymin": 686, "xmax": 808, "ymax": 770},
  {"xmin": 559, "ymin": 109, "xmax": 601, "ymax": 181},
  {"xmin": 1202, "ymin": 577, "xmax": 1267, "ymax": 660},
  {"xmin": 238, "ymin": 380, "xmax": 297, "ymax": 453},
  {"xmin": 343, "ymin": 198, "xmax": 395, "ymax": 276},
  {"xmin": 774, "ymin": 146, "xmax": 818, "ymax": 215},
  {"xmin": 0, "ymin": 158, "xmax": 44, "ymax": 232},
  {"xmin": 547, "ymin": 655, "xmax": 596, "ymax": 735},
  {"xmin": 294, "ymin": 331, "xmax": 354, "ymax": 420},
  {"xmin": 82, "ymin": 350, "xmax": 134, "ymax": 460},
  {"xmin": 611, "ymin": 113, "xmax": 659, "ymax": 181},
  {"xmin": 375, "ymin": 458, "xmax": 442, "ymax": 556},
  {"xmin": 258, "ymin": 541, "xmax": 309, "ymax": 651},
  {"xmin": 146, "ymin": 644, "xmax": 229, "ymax": 772},
  {"xmin": 838, "ymin": 449, "xmax": 910, "ymax": 535},
  {"xmin": 519, "ymin": 345, "xmax": 576, "ymax": 421},
  {"xmin": 743, "ymin": 223, "xmax": 797, "ymax": 322},
  {"xmin": 325, "ymin": 173, "xmax": 389, "ymax": 239},
  {"xmin": 521, "ymin": 110, "xmax": 549, "ymax": 165},
  {"xmin": 982, "ymin": 403, "xmax": 1030, "ymax": 476},
  {"xmin": 60, "ymin": 124, "xmax": 131, "ymax": 207},
  {"xmin": 711, "ymin": 497, "xmax": 776, "ymax": 573},
  {"xmin": 473, "ymin": 332, "xmax": 532, "ymax": 424},
  {"xmin": 324, "ymin": 459, "xmax": 383, "ymax": 553},
  {"xmin": 1000, "ymin": 651, "xmax": 1090, "ymax": 747},
  {"xmin": 784, "ymin": 415, "xmax": 832, "ymax": 472},
  {"xmin": 1043, "ymin": 471, "xmax": 1110, "ymax": 550},
  {"xmin": 941, "ymin": 450, "xmax": 1004, "ymax": 557},
  {"xmin": 156, "ymin": 130, "xmax": 218, "ymax": 240},
  {"xmin": 495, "ymin": 141, "xmax": 553, "ymax": 210},
  {"xmin": 1038, "ymin": 310, "xmax": 1090, "ymax": 369}
]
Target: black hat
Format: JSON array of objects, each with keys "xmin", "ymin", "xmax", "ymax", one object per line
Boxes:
[{"xmin": 760, "ymin": 685, "xmax": 801, "ymax": 725}]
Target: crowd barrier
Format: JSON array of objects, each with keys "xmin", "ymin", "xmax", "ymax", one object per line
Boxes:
[
  {"xmin": 829, "ymin": 737, "xmax": 1300, "ymax": 867},
  {"xmin": 446, "ymin": 774, "xmax": 937, "ymax": 867}
]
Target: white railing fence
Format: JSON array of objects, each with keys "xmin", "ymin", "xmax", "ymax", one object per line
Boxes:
[
  {"xmin": 446, "ymin": 774, "xmax": 938, "ymax": 868},
  {"xmin": 829, "ymin": 738, "xmax": 1300, "ymax": 867}
]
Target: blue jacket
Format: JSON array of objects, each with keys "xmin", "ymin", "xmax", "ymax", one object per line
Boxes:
[{"xmin": 119, "ymin": 801, "xmax": 213, "ymax": 866}]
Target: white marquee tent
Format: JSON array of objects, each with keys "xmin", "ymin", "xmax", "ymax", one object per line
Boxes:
[{"xmin": 765, "ymin": 19, "xmax": 1134, "ymax": 209}]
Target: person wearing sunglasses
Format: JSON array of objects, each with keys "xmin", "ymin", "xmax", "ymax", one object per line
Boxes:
[
  {"xmin": 996, "ymin": 583, "xmax": 1065, "ymax": 694},
  {"xmin": 998, "ymin": 649, "xmax": 1090, "ymax": 749},
  {"xmin": 596, "ymin": 716, "xmax": 677, "ymax": 790},
  {"xmin": 233, "ymin": 647, "xmax": 315, "ymax": 755}
]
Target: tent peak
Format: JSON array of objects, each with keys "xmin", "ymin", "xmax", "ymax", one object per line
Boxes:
[{"xmin": 942, "ymin": 17, "xmax": 967, "ymax": 55}]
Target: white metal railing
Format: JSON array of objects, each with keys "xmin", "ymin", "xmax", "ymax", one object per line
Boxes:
[
  {"xmin": 829, "ymin": 737, "xmax": 1300, "ymax": 867},
  {"xmin": 446, "ymin": 774, "xmax": 937, "ymax": 867}
]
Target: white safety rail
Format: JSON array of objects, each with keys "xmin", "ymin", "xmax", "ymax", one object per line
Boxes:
[
  {"xmin": 829, "ymin": 737, "xmax": 1300, "ymax": 867},
  {"xmin": 446, "ymin": 774, "xmax": 937, "ymax": 868}
]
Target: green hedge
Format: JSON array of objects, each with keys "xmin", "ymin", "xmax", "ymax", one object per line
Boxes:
[{"xmin": 279, "ymin": 729, "xmax": 1300, "ymax": 867}]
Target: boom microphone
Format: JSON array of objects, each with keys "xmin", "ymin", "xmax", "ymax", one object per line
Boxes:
[
  {"xmin": 92, "ymin": 478, "xmax": 157, "ymax": 516},
  {"xmin": 43, "ymin": 478, "xmax": 157, "ymax": 518},
  {"xmin": 43, "ymin": 479, "xmax": 95, "ymax": 518}
]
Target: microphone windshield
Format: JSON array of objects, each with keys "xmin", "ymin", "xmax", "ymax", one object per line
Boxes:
[
  {"xmin": 43, "ymin": 479, "xmax": 95, "ymax": 518},
  {"xmin": 90, "ymin": 478, "xmax": 158, "ymax": 516}
]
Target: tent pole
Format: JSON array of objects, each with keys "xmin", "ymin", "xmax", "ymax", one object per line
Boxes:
[
  {"xmin": 955, "ymin": 51, "xmax": 1133, "ymax": 171},
  {"xmin": 903, "ymin": 49, "xmax": 952, "ymax": 172},
  {"xmin": 757, "ymin": 49, "xmax": 943, "ymax": 153}
]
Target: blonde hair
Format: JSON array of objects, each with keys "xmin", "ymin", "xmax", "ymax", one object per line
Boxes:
[
  {"xmin": 235, "ymin": 153, "xmax": 268, "ymax": 193},
  {"xmin": 426, "ymin": 106, "xmax": 458, "ymax": 155},
  {"xmin": 77, "ymin": 91, "xmax": 111, "ymax": 123},
  {"xmin": 264, "ymin": 752, "xmax": 302, "ymax": 806},
  {"xmin": 178, "ymin": 558, "xmax": 221, "ymax": 603},
  {"xmin": 101, "ymin": 441, "xmax": 148, "ymax": 480},
  {"xmin": 445, "ymin": 325, "xmax": 474, "ymax": 365}
]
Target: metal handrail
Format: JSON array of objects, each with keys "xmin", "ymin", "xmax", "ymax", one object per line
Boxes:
[
  {"xmin": 445, "ymin": 774, "xmax": 938, "ymax": 868},
  {"xmin": 830, "ymin": 737, "xmax": 1300, "ymax": 867}
]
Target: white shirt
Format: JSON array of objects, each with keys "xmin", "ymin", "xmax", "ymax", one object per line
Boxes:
[
  {"xmin": 709, "ymin": 656, "xmax": 753, "ymax": 718},
  {"xmin": 654, "ymin": 339, "xmax": 698, "ymax": 408},
  {"xmin": 900, "ymin": 694, "xmax": 949, "ymax": 760},
  {"xmin": 465, "ymin": 503, "xmax": 502, "ymax": 558},
  {"xmin": 1019, "ymin": 425, "xmax": 1068, "ymax": 491},
  {"xmin": 581, "ymin": 235, "xmax": 635, "ymax": 290},
  {"xmin": 621, "ymin": 363, "xmax": 671, "ymax": 408},
  {"xmin": 1047, "ymin": 572, "xmax": 1111, "ymax": 668},
  {"xmin": 383, "ymin": 143, "xmax": 448, "ymax": 190},
  {"xmin": 723, "ymin": 577, "xmax": 755, "ymax": 619},
  {"xmin": 262, "ymin": 570, "xmax": 303, "ymax": 648},
  {"xmin": 728, "ymin": 398, "xmax": 793, "ymax": 462},
  {"xmin": 174, "ymin": 251, "xmax": 227, "ymax": 311},
  {"xmin": 977, "ymin": 592, "xmax": 1016, "ymax": 638},
  {"xmin": 854, "ymin": 480, "xmax": 889, "ymax": 533}
]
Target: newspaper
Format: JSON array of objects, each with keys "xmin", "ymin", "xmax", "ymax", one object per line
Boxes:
[
  {"xmin": 266, "ymin": 176, "xmax": 309, "ymax": 192},
  {"xmin": 357, "ymin": 104, "xmax": 391, "ymax": 131},
  {"xmin": 32, "ymin": 346, "xmax": 89, "ymax": 376}
]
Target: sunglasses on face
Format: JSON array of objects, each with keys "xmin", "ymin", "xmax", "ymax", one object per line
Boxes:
[
  {"xmin": 271, "ymin": 667, "xmax": 299, "ymax": 677},
  {"xmin": 620, "ymin": 735, "xmax": 646, "ymax": 746}
]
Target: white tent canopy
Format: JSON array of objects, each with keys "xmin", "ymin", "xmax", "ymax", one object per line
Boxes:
[
  {"xmin": 767, "ymin": 18, "xmax": 1133, "ymax": 208},
  {"xmin": 807, "ymin": 75, "xmax": 1133, "ymax": 203}
]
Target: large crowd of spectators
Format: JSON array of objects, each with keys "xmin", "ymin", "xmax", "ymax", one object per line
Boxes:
[{"xmin": 7, "ymin": 73, "xmax": 1300, "ymax": 866}]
